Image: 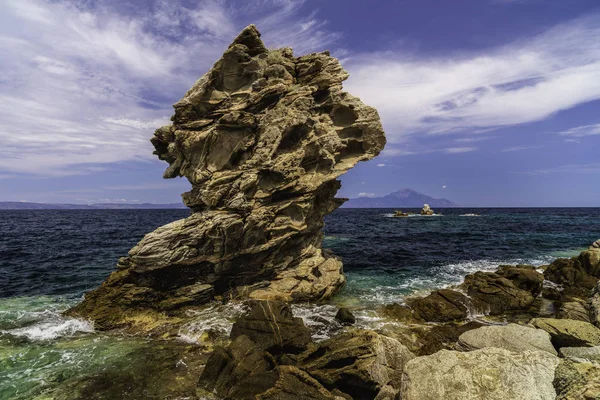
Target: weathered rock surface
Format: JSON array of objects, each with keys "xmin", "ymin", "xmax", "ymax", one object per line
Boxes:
[
  {"xmin": 556, "ymin": 301, "xmax": 591, "ymax": 322},
  {"xmin": 559, "ymin": 346, "xmax": 600, "ymax": 364},
  {"xmin": 456, "ymin": 323, "xmax": 556, "ymax": 355},
  {"xmin": 544, "ymin": 257, "xmax": 598, "ymax": 291},
  {"xmin": 68, "ymin": 25, "xmax": 385, "ymax": 330},
  {"xmin": 298, "ymin": 330, "xmax": 415, "ymax": 399},
  {"xmin": 400, "ymin": 348, "xmax": 559, "ymax": 400},
  {"xmin": 230, "ymin": 300, "xmax": 312, "ymax": 354},
  {"xmin": 531, "ymin": 318, "xmax": 600, "ymax": 348},
  {"xmin": 407, "ymin": 289, "xmax": 470, "ymax": 322},
  {"xmin": 496, "ymin": 265, "xmax": 544, "ymax": 297},
  {"xmin": 590, "ymin": 282, "xmax": 600, "ymax": 327},
  {"xmin": 554, "ymin": 359, "xmax": 600, "ymax": 400},
  {"xmin": 460, "ymin": 271, "xmax": 537, "ymax": 314}
]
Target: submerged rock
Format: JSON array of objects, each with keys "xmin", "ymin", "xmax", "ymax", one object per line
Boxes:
[
  {"xmin": 334, "ymin": 307, "xmax": 356, "ymax": 325},
  {"xmin": 68, "ymin": 25, "xmax": 385, "ymax": 330},
  {"xmin": 456, "ymin": 323, "xmax": 557, "ymax": 355},
  {"xmin": 400, "ymin": 348, "xmax": 559, "ymax": 400}
]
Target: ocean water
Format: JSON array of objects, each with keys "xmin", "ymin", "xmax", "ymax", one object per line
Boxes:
[{"xmin": 1, "ymin": 208, "xmax": 599, "ymax": 398}]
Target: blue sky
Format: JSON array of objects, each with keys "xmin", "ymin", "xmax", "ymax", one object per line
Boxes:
[{"xmin": 0, "ymin": 0, "xmax": 599, "ymax": 206}]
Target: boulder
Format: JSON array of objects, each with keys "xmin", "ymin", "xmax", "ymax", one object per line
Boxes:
[
  {"xmin": 400, "ymin": 348, "xmax": 559, "ymax": 400},
  {"xmin": 496, "ymin": 265, "xmax": 544, "ymax": 297},
  {"xmin": 298, "ymin": 330, "xmax": 415, "ymax": 399},
  {"xmin": 230, "ymin": 300, "xmax": 312, "ymax": 354},
  {"xmin": 334, "ymin": 308, "xmax": 355, "ymax": 325},
  {"xmin": 580, "ymin": 247, "xmax": 600, "ymax": 278},
  {"xmin": 559, "ymin": 346, "xmax": 600, "ymax": 364},
  {"xmin": 420, "ymin": 204, "xmax": 434, "ymax": 215},
  {"xmin": 416, "ymin": 321, "xmax": 483, "ymax": 356},
  {"xmin": 553, "ymin": 359, "xmax": 600, "ymax": 400},
  {"xmin": 590, "ymin": 282, "xmax": 600, "ymax": 327},
  {"xmin": 460, "ymin": 271, "xmax": 536, "ymax": 314},
  {"xmin": 456, "ymin": 323, "xmax": 557, "ymax": 355},
  {"xmin": 530, "ymin": 318, "xmax": 600, "ymax": 348},
  {"xmin": 556, "ymin": 301, "xmax": 590, "ymax": 322},
  {"xmin": 544, "ymin": 258, "xmax": 598, "ymax": 291},
  {"xmin": 68, "ymin": 24, "xmax": 386, "ymax": 331},
  {"xmin": 592, "ymin": 240, "xmax": 600, "ymax": 250},
  {"xmin": 407, "ymin": 289, "xmax": 470, "ymax": 322},
  {"xmin": 380, "ymin": 303, "xmax": 424, "ymax": 324}
]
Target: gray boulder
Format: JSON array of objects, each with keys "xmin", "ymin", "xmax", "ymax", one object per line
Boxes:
[
  {"xmin": 559, "ymin": 346, "xmax": 600, "ymax": 364},
  {"xmin": 400, "ymin": 348, "xmax": 559, "ymax": 400},
  {"xmin": 456, "ymin": 323, "xmax": 557, "ymax": 355}
]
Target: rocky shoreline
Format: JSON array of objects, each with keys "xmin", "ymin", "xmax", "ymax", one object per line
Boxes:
[{"xmin": 188, "ymin": 240, "xmax": 600, "ymax": 399}]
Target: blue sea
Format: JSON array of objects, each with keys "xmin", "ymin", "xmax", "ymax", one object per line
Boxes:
[{"xmin": 1, "ymin": 208, "xmax": 599, "ymax": 398}]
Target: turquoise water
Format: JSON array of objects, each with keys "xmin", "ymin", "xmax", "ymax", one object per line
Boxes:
[{"xmin": 0, "ymin": 208, "xmax": 599, "ymax": 397}]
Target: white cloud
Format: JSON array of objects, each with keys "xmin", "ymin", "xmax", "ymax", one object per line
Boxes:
[
  {"xmin": 344, "ymin": 14, "xmax": 600, "ymax": 142},
  {"xmin": 376, "ymin": 163, "xmax": 386, "ymax": 167},
  {"xmin": 358, "ymin": 192, "xmax": 375, "ymax": 197},
  {"xmin": 444, "ymin": 147, "xmax": 477, "ymax": 154},
  {"xmin": 442, "ymin": 185, "xmax": 447, "ymax": 189},
  {"xmin": 0, "ymin": 0, "xmax": 340, "ymax": 176},
  {"xmin": 557, "ymin": 123, "xmax": 600, "ymax": 138},
  {"xmin": 455, "ymin": 136, "xmax": 494, "ymax": 143},
  {"xmin": 501, "ymin": 145, "xmax": 542, "ymax": 152},
  {"xmin": 517, "ymin": 163, "xmax": 600, "ymax": 175}
]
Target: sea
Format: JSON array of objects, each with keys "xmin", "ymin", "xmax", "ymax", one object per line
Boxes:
[{"xmin": 1, "ymin": 208, "xmax": 599, "ymax": 398}]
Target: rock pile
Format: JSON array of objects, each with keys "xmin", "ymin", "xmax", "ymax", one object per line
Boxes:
[{"xmin": 67, "ymin": 25, "xmax": 385, "ymax": 331}]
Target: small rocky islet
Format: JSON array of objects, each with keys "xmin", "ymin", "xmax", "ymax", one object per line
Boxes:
[{"xmin": 64, "ymin": 26, "xmax": 600, "ymax": 399}]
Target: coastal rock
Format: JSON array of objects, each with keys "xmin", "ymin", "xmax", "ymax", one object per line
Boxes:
[
  {"xmin": 407, "ymin": 289, "xmax": 470, "ymax": 322},
  {"xmin": 456, "ymin": 323, "xmax": 557, "ymax": 355},
  {"xmin": 592, "ymin": 240, "xmax": 600, "ymax": 249},
  {"xmin": 400, "ymin": 348, "xmax": 559, "ymax": 400},
  {"xmin": 530, "ymin": 318, "xmax": 600, "ymax": 348},
  {"xmin": 420, "ymin": 204, "xmax": 434, "ymax": 215},
  {"xmin": 556, "ymin": 301, "xmax": 590, "ymax": 322},
  {"xmin": 460, "ymin": 271, "xmax": 536, "ymax": 314},
  {"xmin": 559, "ymin": 346, "xmax": 600, "ymax": 364},
  {"xmin": 544, "ymin": 258, "xmax": 598, "ymax": 291},
  {"xmin": 334, "ymin": 307, "xmax": 356, "ymax": 325},
  {"xmin": 495, "ymin": 265, "xmax": 544, "ymax": 297},
  {"xmin": 298, "ymin": 330, "xmax": 415, "ymax": 399},
  {"xmin": 230, "ymin": 300, "xmax": 312, "ymax": 354},
  {"xmin": 68, "ymin": 25, "xmax": 385, "ymax": 330},
  {"xmin": 580, "ymin": 247, "xmax": 600, "ymax": 278},
  {"xmin": 589, "ymin": 283, "xmax": 600, "ymax": 327},
  {"xmin": 553, "ymin": 359, "xmax": 600, "ymax": 400}
]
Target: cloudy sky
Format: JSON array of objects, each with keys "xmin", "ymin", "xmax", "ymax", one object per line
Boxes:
[{"xmin": 1, "ymin": 0, "xmax": 599, "ymax": 206}]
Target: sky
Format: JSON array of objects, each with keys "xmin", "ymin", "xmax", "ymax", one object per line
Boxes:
[{"xmin": 0, "ymin": 0, "xmax": 599, "ymax": 207}]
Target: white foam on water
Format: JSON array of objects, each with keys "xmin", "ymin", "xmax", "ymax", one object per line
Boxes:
[
  {"xmin": 177, "ymin": 301, "xmax": 247, "ymax": 343},
  {"xmin": 2, "ymin": 314, "xmax": 94, "ymax": 341},
  {"xmin": 460, "ymin": 213, "xmax": 481, "ymax": 217}
]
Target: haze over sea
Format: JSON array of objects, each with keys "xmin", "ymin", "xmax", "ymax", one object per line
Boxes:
[{"xmin": 0, "ymin": 207, "xmax": 599, "ymax": 398}]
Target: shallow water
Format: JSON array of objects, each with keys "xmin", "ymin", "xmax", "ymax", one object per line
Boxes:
[{"xmin": 0, "ymin": 208, "xmax": 599, "ymax": 397}]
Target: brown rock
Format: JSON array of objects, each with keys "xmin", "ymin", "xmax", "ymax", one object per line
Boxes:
[
  {"xmin": 461, "ymin": 271, "xmax": 536, "ymax": 314},
  {"xmin": 407, "ymin": 289, "xmax": 470, "ymax": 322},
  {"xmin": 496, "ymin": 265, "xmax": 544, "ymax": 297},
  {"xmin": 68, "ymin": 25, "xmax": 385, "ymax": 331}
]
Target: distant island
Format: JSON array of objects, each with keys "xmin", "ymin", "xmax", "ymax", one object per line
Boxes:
[
  {"xmin": 342, "ymin": 188, "xmax": 459, "ymax": 208},
  {"xmin": 0, "ymin": 202, "xmax": 187, "ymax": 210}
]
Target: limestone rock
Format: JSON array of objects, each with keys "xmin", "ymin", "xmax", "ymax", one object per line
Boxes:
[
  {"xmin": 559, "ymin": 346, "xmax": 600, "ymax": 364},
  {"xmin": 456, "ymin": 323, "xmax": 557, "ymax": 355},
  {"xmin": 298, "ymin": 330, "xmax": 415, "ymax": 399},
  {"xmin": 420, "ymin": 204, "xmax": 434, "ymax": 215},
  {"xmin": 400, "ymin": 348, "xmax": 559, "ymax": 400},
  {"xmin": 68, "ymin": 25, "xmax": 385, "ymax": 330},
  {"xmin": 230, "ymin": 300, "xmax": 312, "ymax": 355},
  {"xmin": 554, "ymin": 359, "xmax": 600, "ymax": 400},
  {"xmin": 592, "ymin": 239, "xmax": 600, "ymax": 250},
  {"xmin": 531, "ymin": 318, "xmax": 600, "ymax": 348},
  {"xmin": 460, "ymin": 271, "xmax": 536, "ymax": 314},
  {"xmin": 334, "ymin": 307, "xmax": 355, "ymax": 325},
  {"xmin": 580, "ymin": 247, "xmax": 600, "ymax": 278},
  {"xmin": 407, "ymin": 289, "xmax": 470, "ymax": 322}
]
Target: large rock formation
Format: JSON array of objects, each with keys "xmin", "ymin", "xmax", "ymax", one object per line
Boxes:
[{"xmin": 68, "ymin": 25, "xmax": 385, "ymax": 330}]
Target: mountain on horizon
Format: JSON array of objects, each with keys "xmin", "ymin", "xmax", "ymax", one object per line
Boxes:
[
  {"xmin": 0, "ymin": 202, "xmax": 188, "ymax": 210},
  {"xmin": 342, "ymin": 188, "xmax": 459, "ymax": 208}
]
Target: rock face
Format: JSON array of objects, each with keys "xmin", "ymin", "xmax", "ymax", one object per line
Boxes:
[
  {"xmin": 407, "ymin": 289, "xmax": 470, "ymax": 322},
  {"xmin": 559, "ymin": 346, "xmax": 600, "ymax": 364},
  {"xmin": 554, "ymin": 359, "xmax": 600, "ymax": 400},
  {"xmin": 298, "ymin": 330, "xmax": 415, "ymax": 399},
  {"xmin": 400, "ymin": 348, "xmax": 559, "ymax": 400},
  {"xmin": 456, "ymin": 323, "xmax": 557, "ymax": 355},
  {"xmin": 531, "ymin": 318, "xmax": 600, "ymax": 348},
  {"xmin": 68, "ymin": 25, "xmax": 385, "ymax": 329}
]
